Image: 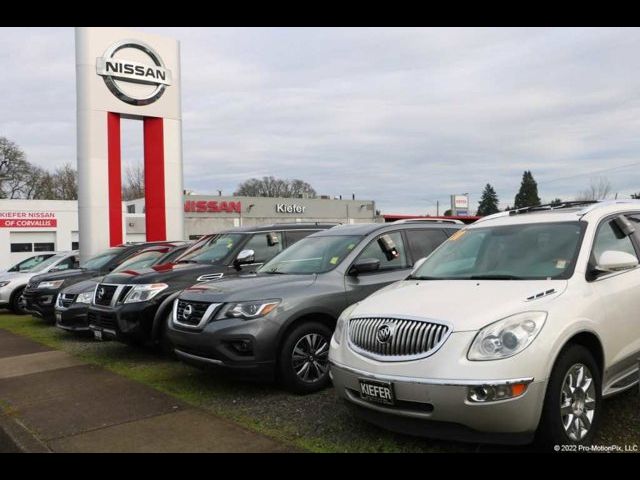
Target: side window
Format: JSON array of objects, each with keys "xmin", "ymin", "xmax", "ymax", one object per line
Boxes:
[
  {"xmin": 53, "ymin": 257, "xmax": 75, "ymax": 271},
  {"xmin": 243, "ymin": 232, "xmax": 284, "ymax": 264},
  {"xmin": 405, "ymin": 229, "xmax": 449, "ymax": 264},
  {"xmin": 356, "ymin": 231, "xmax": 408, "ymax": 271},
  {"xmin": 592, "ymin": 218, "xmax": 638, "ymax": 265},
  {"xmin": 285, "ymin": 230, "xmax": 315, "ymax": 247}
]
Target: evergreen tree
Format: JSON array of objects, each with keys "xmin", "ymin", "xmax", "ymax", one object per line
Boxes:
[
  {"xmin": 514, "ymin": 171, "xmax": 541, "ymax": 209},
  {"xmin": 476, "ymin": 184, "xmax": 500, "ymax": 216},
  {"xmin": 550, "ymin": 198, "xmax": 562, "ymax": 206}
]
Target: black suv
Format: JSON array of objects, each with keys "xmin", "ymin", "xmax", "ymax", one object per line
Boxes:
[
  {"xmin": 166, "ymin": 220, "xmax": 462, "ymax": 393},
  {"xmin": 22, "ymin": 241, "xmax": 182, "ymax": 323},
  {"xmin": 88, "ymin": 223, "xmax": 335, "ymax": 347},
  {"xmin": 55, "ymin": 243, "xmax": 191, "ymax": 333}
]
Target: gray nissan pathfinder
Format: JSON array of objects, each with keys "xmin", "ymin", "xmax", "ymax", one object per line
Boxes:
[{"xmin": 166, "ymin": 220, "xmax": 462, "ymax": 393}]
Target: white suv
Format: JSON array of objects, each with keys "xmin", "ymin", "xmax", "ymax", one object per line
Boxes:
[{"xmin": 329, "ymin": 201, "xmax": 640, "ymax": 446}]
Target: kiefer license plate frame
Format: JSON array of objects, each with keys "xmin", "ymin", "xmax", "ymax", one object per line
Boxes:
[
  {"xmin": 93, "ymin": 329, "xmax": 103, "ymax": 341},
  {"xmin": 358, "ymin": 378, "xmax": 395, "ymax": 406}
]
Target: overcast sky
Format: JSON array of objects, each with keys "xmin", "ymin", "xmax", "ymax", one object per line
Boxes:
[{"xmin": 2, "ymin": 27, "xmax": 640, "ymax": 214}]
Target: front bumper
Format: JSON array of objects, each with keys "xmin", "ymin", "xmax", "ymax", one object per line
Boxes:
[
  {"xmin": 22, "ymin": 288, "xmax": 58, "ymax": 321},
  {"xmin": 330, "ymin": 361, "xmax": 545, "ymax": 445},
  {"xmin": 167, "ymin": 314, "xmax": 281, "ymax": 378},
  {"xmin": 0, "ymin": 285, "xmax": 15, "ymax": 305},
  {"xmin": 87, "ymin": 301, "xmax": 160, "ymax": 343},
  {"xmin": 55, "ymin": 303, "xmax": 91, "ymax": 332}
]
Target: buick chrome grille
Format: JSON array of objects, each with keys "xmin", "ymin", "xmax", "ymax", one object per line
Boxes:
[{"xmin": 348, "ymin": 317, "xmax": 450, "ymax": 361}]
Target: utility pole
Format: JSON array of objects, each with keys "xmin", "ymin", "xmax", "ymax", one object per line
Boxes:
[{"xmin": 436, "ymin": 200, "xmax": 439, "ymax": 216}]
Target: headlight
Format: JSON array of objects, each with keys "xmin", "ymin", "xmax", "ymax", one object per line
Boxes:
[
  {"xmin": 218, "ymin": 299, "xmax": 280, "ymax": 320},
  {"xmin": 0, "ymin": 281, "xmax": 10, "ymax": 288},
  {"xmin": 333, "ymin": 303, "xmax": 359, "ymax": 345},
  {"xmin": 123, "ymin": 283, "xmax": 169, "ymax": 304},
  {"xmin": 37, "ymin": 280, "xmax": 65, "ymax": 290},
  {"xmin": 76, "ymin": 291, "xmax": 94, "ymax": 304},
  {"xmin": 468, "ymin": 311, "xmax": 547, "ymax": 361}
]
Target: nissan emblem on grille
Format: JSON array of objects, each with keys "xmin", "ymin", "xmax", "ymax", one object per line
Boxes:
[
  {"xmin": 376, "ymin": 324, "xmax": 393, "ymax": 343},
  {"xmin": 349, "ymin": 317, "xmax": 450, "ymax": 360},
  {"xmin": 97, "ymin": 287, "xmax": 105, "ymax": 300},
  {"xmin": 182, "ymin": 304, "xmax": 193, "ymax": 320}
]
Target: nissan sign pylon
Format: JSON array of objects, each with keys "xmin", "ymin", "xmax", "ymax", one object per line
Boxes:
[{"xmin": 75, "ymin": 27, "xmax": 184, "ymax": 262}]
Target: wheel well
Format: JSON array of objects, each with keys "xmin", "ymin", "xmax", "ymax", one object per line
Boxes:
[
  {"xmin": 9, "ymin": 285, "xmax": 25, "ymax": 305},
  {"xmin": 560, "ymin": 331, "xmax": 604, "ymax": 376},
  {"xmin": 276, "ymin": 313, "xmax": 337, "ymax": 364}
]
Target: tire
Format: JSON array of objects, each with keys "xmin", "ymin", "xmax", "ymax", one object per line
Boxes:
[
  {"xmin": 536, "ymin": 344, "xmax": 602, "ymax": 448},
  {"xmin": 155, "ymin": 313, "xmax": 176, "ymax": 358},
  {"xmin": 278, "ymin": 321, "xmax": 332, "ymax": 394},
  {"xmin": 9, "ymin": 287, "xmax": 26, "ymax": 315}
]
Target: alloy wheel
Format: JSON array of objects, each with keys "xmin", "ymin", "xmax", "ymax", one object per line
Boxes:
[
  {"xmin": 291, "ymin": 333, "xmax": 329, "ymax": 383},
  {"xmin": 560, "ymin": 363, "xmax": 596, "ymax": 442}
]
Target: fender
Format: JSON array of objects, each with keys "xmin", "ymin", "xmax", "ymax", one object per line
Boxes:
[
  {"xmin": 151, "ymin": 290, "xmax": 182, "ymax": 342},
  {"xmin": 275, "ymin": 305, "xmax": 340, "ymax": 350}
]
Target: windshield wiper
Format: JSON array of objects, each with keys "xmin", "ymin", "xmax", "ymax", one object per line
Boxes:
[
  {"xmin": 263, "ymin": 269, "xmax": 285, "ymax": 274},
  {"xmin": 407, "ymin": 275, "xmax": 442, "ymax": 280},
  {"xmin": 177, "ymin": 259, "xmax": 198, "ymax": 264},
  {"xmin": 469, "ymin": 274, "xmax": 524, "ymax": 280}
]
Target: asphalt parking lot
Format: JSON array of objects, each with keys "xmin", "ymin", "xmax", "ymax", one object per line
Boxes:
[{"xmin": 1, "ymin": 312, "xmax": 639, "ymax": 453}]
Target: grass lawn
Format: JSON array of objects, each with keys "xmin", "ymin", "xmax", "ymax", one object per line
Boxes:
[{"xmin": 1, "ymin": 313, "xmax": 638, "ymax": 452}]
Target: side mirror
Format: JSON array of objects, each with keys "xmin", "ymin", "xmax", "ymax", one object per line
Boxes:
[
  {"xmin": 410, "ymin": 257, "xmax": 428, "ymax": 274},
  {"xmin": 348, "ymin": 258, "xmax": 380, "ymax": 276},
  {"xmin": 613, "ymin": 215, "xmax": 635, "ymax": 237},
  {"xmin": 595, "ymin": 250, "xmax": 639, "ymax": 273},
  {"xmin": 234, "ymin": 249, "xmax": 255, "ymax": 268},
  {"xmin": 266, "ymin": 232, "xmax": 280, "ymax": 247},
  {"xmin": 378, "ymin": 234, "xmax": 399, "ymax": 261}
]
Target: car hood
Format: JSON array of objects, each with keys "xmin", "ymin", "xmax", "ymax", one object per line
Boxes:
[
  {"xmin": 0, "ymin": 271, "xmax": 33, "ymax": 282},
  {"xmin": 181, "ymin": 273, "xmax": 317, "ymax": 302},
  {"xmin": 61, "ymin": 276, "xmax": 103, "ymax": 294},
  {"xmin": 102, "ymin": 262, "xmax": 230, "ymax": 284},
  {"xmin": 351, "ymin": 279, "xmax": 569, "ymax": 332},
  {"xmin": 31, "ymin": 268, "xmax": 96, "ymax": 284}
]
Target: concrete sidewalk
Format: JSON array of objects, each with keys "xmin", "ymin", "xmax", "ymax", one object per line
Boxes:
[{"xmin": 0, "ymin": 329, "xmax": 294, "ymax": 453}]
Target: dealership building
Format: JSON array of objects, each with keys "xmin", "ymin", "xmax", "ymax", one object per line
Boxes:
[{"xmin": 0, "ymin": 195, "xmax": 376, "ymax": 269}]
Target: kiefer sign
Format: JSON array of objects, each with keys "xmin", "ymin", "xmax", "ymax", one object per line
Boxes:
[{"xmin": 0, "ymin": 212, "xmax": 57, "ymax": 228}]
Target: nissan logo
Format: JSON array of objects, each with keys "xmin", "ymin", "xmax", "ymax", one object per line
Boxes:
[
  {"xmin": 96, "ymin": 287, "xmax": 106, "ymax": 300},
  {"xmin": 96, "ymin": 39, "xmax": 172, "ymax": 106},
  {"xmin": 376, "ymin": 324, "xmax": 394, "ymax": 344},
  {"xmin": 182, "ymin": 304, "xmax": 193, "ymax": 320}
]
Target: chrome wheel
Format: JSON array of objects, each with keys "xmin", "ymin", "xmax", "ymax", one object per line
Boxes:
[
  {"xmin": 560, "ymin": 363, "xmax": 596, "ymax": 442},
  {"xmin": 291, "ymin": 333, "xmax": 329, "ymax": 383}
]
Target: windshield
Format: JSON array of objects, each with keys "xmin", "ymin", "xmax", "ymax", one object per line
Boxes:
[
  {"xmin": 112, "ymin": 250, "xmax": 165, "ymax": 272},
  {"xmin": 412, "ymin": 221, "xmax": 585, "ymax": 280},
  {"xmin": 184, "ymin": 233, "xmax": 245, "ymax": 264},
  {"xmin": 9, "ymin": 254, "xmax": 56, "ymax": 272},
  {"xmin": 81, "ymin": 248, "xmax": 122, "ymax": 270},
  {"xmin": 29, "ymin": 253, "xmax": 70, "ymax": 272},
  {"xmin": 259, "ymin": 235, "xmax": 361, "ymax": 274}
]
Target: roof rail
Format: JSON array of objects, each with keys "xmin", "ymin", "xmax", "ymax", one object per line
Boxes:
[
  {"xmin": 507, "ymin": 201, "xmax": 598, "ymax": 216},
  {"xmin": 393, "ymin": 218, "xmax": 463, "ymax": 225}
]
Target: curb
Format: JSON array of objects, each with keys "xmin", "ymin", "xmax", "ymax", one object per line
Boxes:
[{"xmin": 0, "ymin": 412, "xmax": 51, "ymax": 453}]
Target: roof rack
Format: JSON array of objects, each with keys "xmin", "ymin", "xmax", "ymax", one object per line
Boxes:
[
  {"xmin": 576, "ymin": 199, "xmax": 640, "ymax": 216},
  {"xmin": 393, "ymin": 218, "xmax": 463, "ymax": 225},
  {"xmin": 507, "ymin": 201, "xmax": 599, "ymax": 216}
]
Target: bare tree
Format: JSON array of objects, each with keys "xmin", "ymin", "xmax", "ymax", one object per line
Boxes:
[
  {"xmin": 576, "ymin": 177, "xmax": 612, "ymax": 201},
  {"xmin": 52, "ymin": 164, "xmax": 78, "ymax": 200},
  {"xmin": 122, "ymin": 163, "xmax": 145, "ymax": 201},
  {"xmin": 234, "ymin": 176, "xmax": 316, "ymax": 198}
]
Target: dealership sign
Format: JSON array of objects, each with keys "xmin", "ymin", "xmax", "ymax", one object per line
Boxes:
[
  {"xmin": 96, "ymin": 40, "xmax": 172, "ymax": 106},
  {"xmin": 276, "ymin": 203, "xmax": 307, "ymax": 214},
  {"xmin": 0, "ymin": 212, "xmax": 57, "ymax": 228},
  {"xmin": 184, "ymin": 200, "xmax": 242, "ymax": 214}
]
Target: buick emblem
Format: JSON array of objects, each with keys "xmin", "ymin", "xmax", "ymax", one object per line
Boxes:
[
  {"xmin": 96, "ymin": 287, "xmax": 106, "ymax": 300},
  {"xmin": 96, "ymin": 39, "xmax": 172, "ymax": 106},
  {"xmin": 182, "ymin": 304, "xmax": 193, "ymax": 320},
  {"xmin": 376, "ymin": 324, "xmax": 394, "ymax": 343}
]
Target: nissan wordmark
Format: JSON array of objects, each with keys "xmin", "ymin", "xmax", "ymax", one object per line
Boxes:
[
  {"xmin": 54, "ymin": 243, "xmax": 190, "ymax": 333},
  {"xmin": 167, "ymin": 220, "xmax": 461, "ymax": 394},
  {"xmin": 87, "ymin": 223, "xmax": 334, "ymax": 347},
  {"xmin": 329, "ymin": 201, "xmax": 640, "ymax": 447},
  {"xmin": 22, "ymin": 241, "xmax": 183, "ymax": 323}
]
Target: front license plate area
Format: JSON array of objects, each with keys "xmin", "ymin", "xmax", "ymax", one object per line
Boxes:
[
  {"xmin": 359, "ymin": 379, "xmax": 395, "ymax": 406},
  {"xmin": 93, "ymin": 330, "xmax": 103, "ymax": 341}
]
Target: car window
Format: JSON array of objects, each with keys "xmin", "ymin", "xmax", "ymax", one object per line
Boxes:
[
  {"xmin": 592, "ymin": 218, "xmax": 638, "ymax": 264},
  {"xmin": 285, "ymin": 230, "xmax": 317, "ymax": 247},
  {"xmin": 356, "ymin": 231, "xmax": 408, "ymax": 271},
  {"xmin": 243, "ymin": 232, "xmax": 284, "ymax": 264},
  {"xmin": 9, "ymin": 254, "xmax": 56, "ymax": 272},
  {"xmin": 50, "ymin": 256, "xmax": 78, "ymax": 272},
  {"xmin": 405, "ymin": 229, "xmax": 449, "ymax": 264},
  {"xmin": 113, "ymin": 250, "xmax": 166, "ymax": 272}
]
